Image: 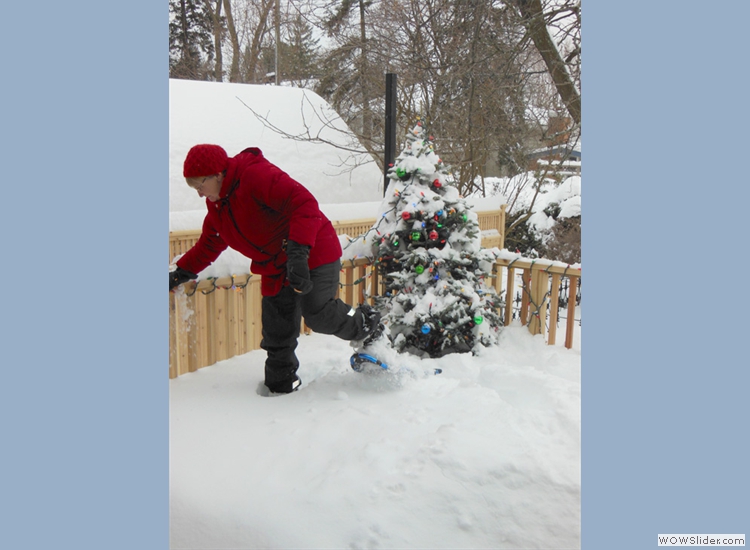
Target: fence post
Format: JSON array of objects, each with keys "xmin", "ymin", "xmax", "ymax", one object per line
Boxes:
[
  {"xmin": 528, "ymin": 266, "xmax": 549, "ymax": 336},
  {"xmin": 565, "ymin": 275, "xmax": 579, "ymax": 349},
  {"xmin": 169, "ymin": 293, "xmax": 178, "ymax": 379},
  {"xmin": 248, "ymin": 280, "xmax": 263, "ymax": 350},
  {"xmin": 547, "ymin": 273, "xmax": 562, "ymax": 345},
  {"xmin": 519, "ymin": 269, "xmax": 530, "ymax": 326},
  {"xmin": 504, "ymin": 266, "xmax": 514, "ymax": 326},
  {"xmin": 344, "ymin": 262, "xmax": 355, "ymax": 305},
  {"xmin": 370, "ymin": 264, "xmax": 379, "ymax": 304},
  {"xmin": 170, "ymin": 289, "xmax": 199, "ymax": 377},
  {"xmin": 357, "ymin": 263, "xmax": 367, "ymax": 304}
]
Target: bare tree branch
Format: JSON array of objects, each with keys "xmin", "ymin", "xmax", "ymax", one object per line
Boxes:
[
  {"xmin": 512, "ymin": 0, "xmax": 581, "ymax": 125},
  {"xmin": 235, "ymin": 91, "xmax": 380, "ymax": 175}
]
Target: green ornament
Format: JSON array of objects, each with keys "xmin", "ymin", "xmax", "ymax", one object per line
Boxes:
[
  {"xmin": 474, "ymin": 316, "xmax": 483, "ymax": 325},
  {"xmin": 415, "ymin": 265, "xmax": 425, "ymax": 274},
  {"xmin": 411, "ymin": 231, "xmax": 421, "ymax": 240},
  {"xmin": 462, "ymin": 213, "xmax": 468, "ymax": 222}
]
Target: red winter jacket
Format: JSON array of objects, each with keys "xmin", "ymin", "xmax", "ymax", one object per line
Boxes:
[{"xmin": 176, "ymin": 147, "xmax": 342, "ymax": 296}]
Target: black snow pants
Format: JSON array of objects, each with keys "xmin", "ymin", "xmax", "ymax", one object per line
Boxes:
[{"xmin": 261, "ymin": 260, "xmax": 365, "ymax": 391}]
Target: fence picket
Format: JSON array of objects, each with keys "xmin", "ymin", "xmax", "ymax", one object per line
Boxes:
[
  {"xmin": 529, "ymin": 268, "xmax": 549, "ymax": 336},
  {"xmin": 169, "ymin": 293, "xmax": 178, "ymax": 378},
  {"xmin": 504, "ymin": 267, "xmax": 515, "ymax": 326},
  {"xmin": 520, "ymin": 269, "xmax": 530, "ymax": 326},
  {"xmin": 565, "ymin": 276, "xmax": 579, "ymax": 349}
]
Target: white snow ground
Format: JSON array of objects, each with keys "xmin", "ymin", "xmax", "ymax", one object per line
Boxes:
[{"xmin": 170, "ymin": 326, "xmax": 580, "ymax": 549}]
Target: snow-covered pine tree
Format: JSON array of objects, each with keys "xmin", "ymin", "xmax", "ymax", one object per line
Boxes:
[{"xmin": 369, "ymin": 120, "xmax": 503, "ymax": 357}]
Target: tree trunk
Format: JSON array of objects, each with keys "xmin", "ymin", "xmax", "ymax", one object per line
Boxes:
[
  {"xmin": 514, "ymin": 0, "xmax": 581, "ymax": 125},
  {"xmin": 205, "ymin": 0, "xmax": 223, "ymax": 81},
  {"xmin": 222, "ymin": 0, "xmax": 241, "ymax": 82},
  {"xmin": 245, "ymin": 0, "xmax": 275, "ymax": 83},
  {"xmin": 179, "ymin": 0, "xmax": 191, "ymax": 64}
]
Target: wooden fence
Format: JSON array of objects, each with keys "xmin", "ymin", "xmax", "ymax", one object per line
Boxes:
[
  {"xmin": 169, "ymin": 253, "xmax": 581, "ymax": 379},
  {"xmin": 169, "ymin": 263, "xmax": 375, "ymax": 379},
  {"xmin": 491, "ymin": 257, "xmax": 581, "ymax": 349},
  {"xmin": 170, "ymin": 274, "xmax": 261, "ymax": 379}
]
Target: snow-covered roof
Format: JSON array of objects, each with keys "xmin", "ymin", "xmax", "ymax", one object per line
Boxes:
[{"xmin": 169, "ymin": 79, "xmax": 384, "ymax": 213}]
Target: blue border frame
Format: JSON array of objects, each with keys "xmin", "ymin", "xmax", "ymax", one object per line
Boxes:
[
  {"xmin": 1, "ymin": 2, "xmax": 168, "ymax": 548},
  {"xmin": 584, "ymin": 2, "xmax": 750, "ymax": 548}
]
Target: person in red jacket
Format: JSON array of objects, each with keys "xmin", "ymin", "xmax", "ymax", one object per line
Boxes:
[{"xmin": 169, "ymin": 144, "xmax": 382, "ymax": 394}]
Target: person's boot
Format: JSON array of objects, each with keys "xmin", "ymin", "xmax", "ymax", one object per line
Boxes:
[
  {"xmin": 357, "ymin": 303, "xmax": 384, "ymax": 348},
  {"xmin": 264, "ymin": 375, "xmax": 301, "ymax": 395}
]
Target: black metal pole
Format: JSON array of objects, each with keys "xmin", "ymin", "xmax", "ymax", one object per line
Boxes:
[{"xmin": 384, "ymin": 73, "xmax": 397, "ymax": 197}]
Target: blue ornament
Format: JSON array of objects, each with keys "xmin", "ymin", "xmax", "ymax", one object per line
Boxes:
[{"xmin": 421, "ymin": 324, "xmax": 431, "ymax": 334}]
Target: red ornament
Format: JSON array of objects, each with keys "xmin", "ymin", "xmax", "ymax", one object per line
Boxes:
[
  {"xmin": 401, "ymin": 211, "xmax": 411, "ymax": 220},
  {"xmin": 433, "ymin": 179, "xmax": 442, "ymax": 188},
  {"xmin": 429, "ymin": 230, "xmax": 439, "ymax": 240}
]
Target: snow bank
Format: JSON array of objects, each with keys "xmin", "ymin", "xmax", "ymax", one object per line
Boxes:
[{"xmin": 170, "ymin": 327, "xmax": 581, "ymax": 549}]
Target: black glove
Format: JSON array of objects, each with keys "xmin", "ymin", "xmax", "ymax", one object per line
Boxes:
[
  {"xmin": 285, "ymin": 240, "xmax": 313, "ymax": 295},
  {"xmin": 169, "ymin": 266, "xmax": 198, "ymax": 291}
]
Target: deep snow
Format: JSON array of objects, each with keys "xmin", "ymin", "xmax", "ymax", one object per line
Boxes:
[
  {"xmin": 169, "ymin": 79, "xmax": 580, "ymax": 549},
  {"xmin": 170, "ymin": 326, "xmax": 580, "ymax": 549}
]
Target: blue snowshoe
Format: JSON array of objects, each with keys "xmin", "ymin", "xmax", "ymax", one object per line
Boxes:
[
  {"xmin": 349, "ymin": 351, "xmax": 442, "ymax": 375},
  {"xmin": 349, "ymin": 303, "xmax": 442, "ymax": 375},
  {"xmin": 350, "ymin": 352, "xmax": 389, "ymax": 372}
]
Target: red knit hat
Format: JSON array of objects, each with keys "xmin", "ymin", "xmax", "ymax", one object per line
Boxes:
[{"xmin": 183, "ymin": 144, "xmax": 229, "ymax": 178}]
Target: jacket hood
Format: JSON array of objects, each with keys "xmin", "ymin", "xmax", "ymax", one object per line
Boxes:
[{"xmin": 219, "ymin": 147, "xmax": 264, "ymax": 199}]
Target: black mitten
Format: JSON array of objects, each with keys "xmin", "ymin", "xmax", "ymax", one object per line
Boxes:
[
  {"xmin": 169, "ymin": 266, "xmax": 198, "ymax": 291},
  {"xmin": 285, "ymin": 240, "xmax": 313, "ymax": 295}
]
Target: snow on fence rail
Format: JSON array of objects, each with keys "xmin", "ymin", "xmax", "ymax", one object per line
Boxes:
[{"xmin": 169, "ymin": 252, "xmax": 581, "ymax": 379}]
